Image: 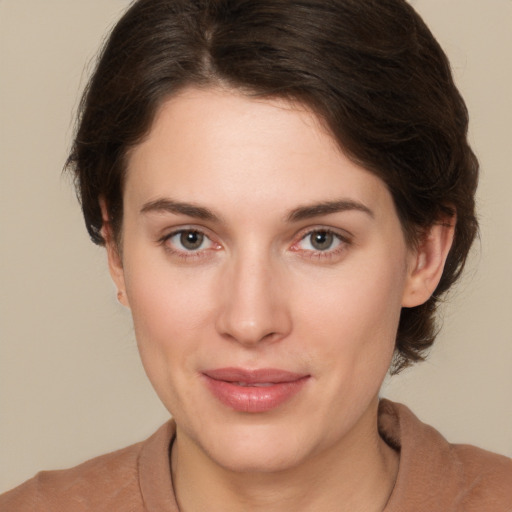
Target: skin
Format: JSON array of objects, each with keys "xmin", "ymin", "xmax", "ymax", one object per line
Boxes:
[{"xmin": 104, "ymin": 87, "xmax": 454, "ymax": 512}]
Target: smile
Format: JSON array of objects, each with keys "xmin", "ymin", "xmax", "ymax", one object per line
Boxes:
[
  {"xmin": 202, "ymin": 368, "xmax": 310, "ymax": 413},
  {"xmin": 234, "ymin": 382, "xmax": 274, "ymax": 387}
]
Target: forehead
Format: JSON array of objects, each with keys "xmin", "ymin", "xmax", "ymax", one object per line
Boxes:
[{"xmin": 124, "ymin": 87, "xmax": 392, "ymax": 219}]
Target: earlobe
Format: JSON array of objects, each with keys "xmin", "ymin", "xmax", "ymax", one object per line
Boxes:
[
  {"xmin": 402, "ymin": 218, "xmax": 455, "ymax": 308},
  {"xmin": 99, "ymin": 198, "xmax": 130, "ymax": 309}
]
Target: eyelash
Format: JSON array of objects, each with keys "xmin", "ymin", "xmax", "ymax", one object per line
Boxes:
[
  {"xmin": 291, "ymin": 228, "xmax": 351, "ymax": 261},
  {"xmin": 159, "ymin": 228, "xmax": 220, "ymax": 261},
  {"xmin": 159, "ymin": 227, "xmax": 351, "ymax": 262}
]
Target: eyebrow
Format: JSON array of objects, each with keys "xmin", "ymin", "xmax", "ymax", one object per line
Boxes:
[
  {"xmin": 286, "ymin": 199, "xmax": 374, "ymax": 222},
  {"xmin": 140, "ymin": 198, "xmax": 220, "ymax": 222},
  {"xmin": 140, "ymin": 197, "xmax": 374, "ymax": 223}
]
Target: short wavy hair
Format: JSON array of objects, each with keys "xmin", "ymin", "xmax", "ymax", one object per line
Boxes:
[{"xmin": 67, "ymin": 0, "xmax": 479, "ymax": 373}]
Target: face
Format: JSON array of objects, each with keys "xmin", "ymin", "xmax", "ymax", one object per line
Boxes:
[{"xmin": 111, "ymin": 87, "xmax": 421, "ymax": 473}]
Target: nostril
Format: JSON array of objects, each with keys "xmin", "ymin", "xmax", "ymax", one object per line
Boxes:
[
  {"xmin": 216, "ymin": 309, "xmax": 292, "ymax": 347},
  {"xmin": 214, "ymin": 260, "xmax": 292, "ymax": 345}
]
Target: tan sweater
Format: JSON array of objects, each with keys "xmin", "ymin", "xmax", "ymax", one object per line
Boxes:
[{"xmin": 1, "ymin": 400, "xmax": 511, "ymax": 511}]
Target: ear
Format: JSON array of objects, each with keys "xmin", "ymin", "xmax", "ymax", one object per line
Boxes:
[
  {"xmin": 99, "ymin": 198, "xmax": 130, "ymax": 308},
  {"xmin": 402, "ymin": 217, "xmax": 455, "ymax": 308}
]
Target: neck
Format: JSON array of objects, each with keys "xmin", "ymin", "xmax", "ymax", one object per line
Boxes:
[{"xmin": 171, "ymin": 397, "xmax": 398, "ymax": 512}]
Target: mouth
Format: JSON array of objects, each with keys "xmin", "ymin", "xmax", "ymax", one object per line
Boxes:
[
  {"xmin": 202, "ymin": 368, "xmax": 310, "ymax": 413},
  {"xmin": 231, "ymin": 382, "xmax": 275, "ymax": 387}
]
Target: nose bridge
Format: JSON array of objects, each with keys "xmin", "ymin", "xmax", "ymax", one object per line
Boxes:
[{"xmin": 216, "ymin": 245, "xmax": 291, "ymax": 345}]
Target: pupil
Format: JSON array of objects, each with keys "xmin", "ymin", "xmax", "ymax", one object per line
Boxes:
[
  {"xmin": 181, "ymin": 231, "xmax": 203, "ymax": 250},
  {"xmin": 312, "ymin": 231, "xmax": 333, "ymax": 250}
]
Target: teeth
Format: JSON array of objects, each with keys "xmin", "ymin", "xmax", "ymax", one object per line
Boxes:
[{"xmin": 235, "ymin": 382, "xmax": 274, "ymax": 387}]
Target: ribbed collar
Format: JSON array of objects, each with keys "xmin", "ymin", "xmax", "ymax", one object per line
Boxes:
[{"xmin": 136, "ymin": 400, "xmax": 508, "ymax": 511}]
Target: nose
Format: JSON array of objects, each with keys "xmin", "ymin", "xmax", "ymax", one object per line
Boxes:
[{"xmin": 215, "ymin": 253, "xmax": 292, "ymax": 347}]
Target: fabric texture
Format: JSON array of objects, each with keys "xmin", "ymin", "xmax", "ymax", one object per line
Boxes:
[{"xmin": 1, "ymin": 400, "xmax": 511, "ymax": 511}]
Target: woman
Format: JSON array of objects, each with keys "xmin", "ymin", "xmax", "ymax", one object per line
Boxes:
[{"xmin": 1, "ymin": 0, "xmax": 511, "ymax": 510}]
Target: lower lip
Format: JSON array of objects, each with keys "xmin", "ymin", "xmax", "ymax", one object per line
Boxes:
[{"xmin": 203, "ymin": 376, "xmax": 309, "ymax": 413}]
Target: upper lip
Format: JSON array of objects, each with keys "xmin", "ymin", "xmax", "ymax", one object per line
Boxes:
[{"xmin": 203, "ymin": 367, "xmax": 308, "ymax": 384}]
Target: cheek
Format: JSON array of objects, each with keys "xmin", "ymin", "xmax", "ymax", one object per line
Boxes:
[
  {"xmin": 122, "ymin": 251, "xmax": 217, "ymax": 385},
  {"xmin": 294, "ymin": 254, "xmax": 406, "ymax": 375},
  {"xmin": 125, "ymin": 241, "xmax": 215, "ymax": 322}
]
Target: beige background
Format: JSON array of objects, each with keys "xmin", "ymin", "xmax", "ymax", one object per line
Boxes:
[{"xmin": 1, "ymin": 0, "xmax": 511, "ymax": 493}]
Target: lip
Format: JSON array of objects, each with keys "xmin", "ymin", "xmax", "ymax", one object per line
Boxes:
[{"xmin": 202, "ymin": 367, "xmax": 310, "ymax": 413}]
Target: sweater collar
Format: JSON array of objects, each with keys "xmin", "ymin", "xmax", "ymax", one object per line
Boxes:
[{"xmin": 136, "ymin": 400, "xmax": 462, "ymax": 512}]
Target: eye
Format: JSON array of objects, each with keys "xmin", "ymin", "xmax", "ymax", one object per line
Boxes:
[
  {"xmin": 298, "ymin": 229, "xmax": 343, "ymax": 252},
  {"xmin": 290, "ymin": 228, "xmax": 351, "ymax": 262},
  {"xmin": 164, "ymin": 229, "xmax": 215, "ymax": 253}
]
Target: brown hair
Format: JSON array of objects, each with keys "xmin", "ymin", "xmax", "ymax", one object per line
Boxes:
[{"xmin": 67, "ymin": 0, "xmax": 479, "ymax": 373}]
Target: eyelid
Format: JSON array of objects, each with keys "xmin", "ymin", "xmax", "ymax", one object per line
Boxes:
[
  {"xmin": 156, "ymin": 224, "xmax": 352, "ymax": 262},
  {"xmin": 159, "ymin": 225, "xmax": 222, "ymax": 259},
  {"xmin": 159, "ymin": 223, "xmax": 215, "ymax": 241},
  {"xmin": 290, "ymin": 226, "xmax": 352, "ymax": 260},
  {"xmin": 294, "ymin": 225, "xmax": 352, "ymax": 245}
]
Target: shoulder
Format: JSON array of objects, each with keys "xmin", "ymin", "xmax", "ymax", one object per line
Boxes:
[
  {"xmin": 0, "ymin": 422, "xmax": 175, "ymax": 512},
  {"xmin": 0, "ymin": 442, "xmax": 143, "ymax": 512},
  {"xmin": 450, "ymin": 442, "xmax": 512, "ymax": 507},
  {"xmin": 379, "ymin": 399, "xmax": 512, "ymax": 511}
]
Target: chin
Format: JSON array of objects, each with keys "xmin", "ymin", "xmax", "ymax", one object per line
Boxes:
[
  {"xmin": 208, "ymin": 443, "xmax": 306, "ymax": 474},
  {"xmin": 192, "ymin": 418, "xmax": 312, "ymax": 474}
]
